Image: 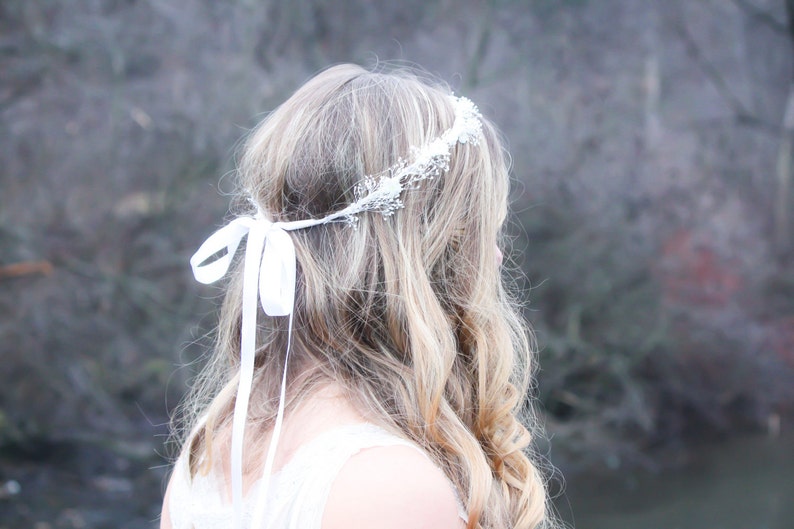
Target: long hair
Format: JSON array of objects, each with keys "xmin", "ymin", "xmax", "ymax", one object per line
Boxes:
[{"xmin": 177, "ymin": 64, "xmax": 551, "ymax": 529}]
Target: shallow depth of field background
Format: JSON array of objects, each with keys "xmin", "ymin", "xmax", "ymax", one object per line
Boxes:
[{"xmin": 1, "ymin": 1, "xmax": 793, "ymax": 528}]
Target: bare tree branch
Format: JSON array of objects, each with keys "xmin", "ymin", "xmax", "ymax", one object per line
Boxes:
[
  {"xmin": 773, "ymin": 0, "xmax": 794, "ymax": 256},
  {"xmin": 787, "ymin": 0, "xmax": 794, "ymax": 58},
  {"xmin": 730, "ymin": 0, "xmax": 789, "ymax": 34},
  {"xmin": 464, "ymin": 0, "xmax": 496, "ymax": 90},
  {"xmin": 682, "ymin": 115, "xmax": 784, "ymax": 136},
  {"xmin": 671, "ymin": 13, "xmax": 780, "ymax": 129}
]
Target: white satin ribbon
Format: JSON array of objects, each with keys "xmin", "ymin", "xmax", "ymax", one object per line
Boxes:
[{"xmin": 190, "ymin": 213, "xmax": 298, "ymax": 529}]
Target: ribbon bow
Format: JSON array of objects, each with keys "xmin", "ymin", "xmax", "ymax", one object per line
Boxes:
[{"xmin": 190, "ymin": 214, "xmax": 296, "ymax": 529}]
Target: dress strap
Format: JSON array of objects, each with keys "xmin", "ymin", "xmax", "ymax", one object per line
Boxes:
[
  {"xmin": 252, "ymin": 423, "xmax": 468, "ymax": 528},
  {"xmin": 167, "ymin": 422, "xmax": 468, "ymax": 529}
]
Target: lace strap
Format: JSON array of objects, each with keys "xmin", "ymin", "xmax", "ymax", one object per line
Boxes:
[
  {"xmin": 167, "ymin": 423, "xmax": 468, "ymax": 529},
  {"xmin": 252, "ymin": 423, "xmax": 468, "ymax": 527}
]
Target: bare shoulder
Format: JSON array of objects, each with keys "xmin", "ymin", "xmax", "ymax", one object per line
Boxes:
[{"xmin": 322, "ymin": 444, "xmax": 465, "ymax": 529}]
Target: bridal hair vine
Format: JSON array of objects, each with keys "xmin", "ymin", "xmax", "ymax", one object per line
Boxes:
[{"xmin": 189, "ymin": 94, "xmax": 482, "ymax": 529}]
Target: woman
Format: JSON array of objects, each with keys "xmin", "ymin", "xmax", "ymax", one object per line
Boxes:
[{"xmin": 162, "ymin": 63, "xmax": 552, "ymax": 529}]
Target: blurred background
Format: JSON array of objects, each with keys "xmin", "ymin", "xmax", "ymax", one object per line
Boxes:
[{"xmin": 1, "ymin": 0, "xmax": 793, "ymax": 527}]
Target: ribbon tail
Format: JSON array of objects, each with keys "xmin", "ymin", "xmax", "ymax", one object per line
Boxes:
[
  {"xmin": 249, "ymin": 312, "xmax": 293, "ymax": 528},
  {"xmin": 230, "ymin": 221, "xmax": 267, "ymax": 529}
]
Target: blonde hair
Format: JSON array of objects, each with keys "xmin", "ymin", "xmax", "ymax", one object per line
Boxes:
[{"xmin": 178, "ymin": 64, "xmax": 551, "ymax": 529}]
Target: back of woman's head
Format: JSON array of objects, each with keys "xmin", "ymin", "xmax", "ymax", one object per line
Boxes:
[{"xmin": 190, "ymin": 64, "xmax": 550, "ymax": 529}]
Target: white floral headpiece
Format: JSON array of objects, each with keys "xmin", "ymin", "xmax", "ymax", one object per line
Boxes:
[{"xmin": 188, "ymin": 95, "xmax": 482, "ymax": 529}]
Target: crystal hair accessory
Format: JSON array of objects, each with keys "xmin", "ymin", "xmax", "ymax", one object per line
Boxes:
[{"xmin": 188, "ymin": 94, "xmax": 482, "ymax": 529}]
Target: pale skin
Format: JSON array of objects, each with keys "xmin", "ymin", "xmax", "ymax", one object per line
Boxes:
[{"xmin": 160, "ymin": 382, "xmax": 465, "ymax": 529}]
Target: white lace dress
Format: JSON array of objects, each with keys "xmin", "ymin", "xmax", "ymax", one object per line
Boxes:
[{"xmin": 168, "ymin": 423, "xmax": 467, "ymax": 529}]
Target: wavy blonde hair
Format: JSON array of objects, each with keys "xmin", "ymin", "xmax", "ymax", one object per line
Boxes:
[{"xmin": 178, "ymin": 64, "xmax": 551, "ymax": 529}]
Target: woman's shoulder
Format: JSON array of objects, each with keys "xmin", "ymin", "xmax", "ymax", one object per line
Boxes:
[{"xmin": 321, "ymin": 438, "xmax": 466, "ymax": 529}]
